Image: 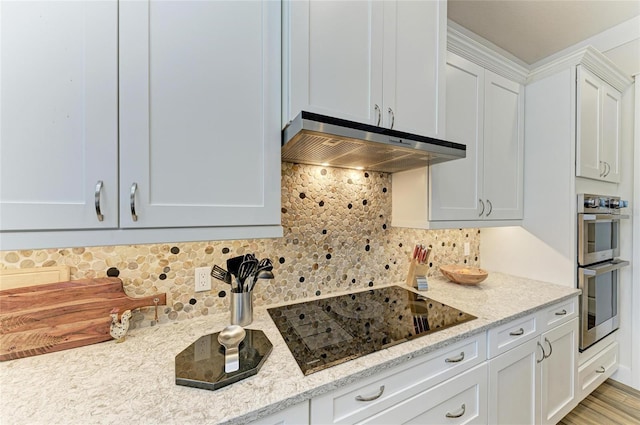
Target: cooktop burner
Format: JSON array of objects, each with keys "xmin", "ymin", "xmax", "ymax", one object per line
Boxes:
[{"xmin": 267, "ymin": 286, "xmax": 476, "ymax": 375}]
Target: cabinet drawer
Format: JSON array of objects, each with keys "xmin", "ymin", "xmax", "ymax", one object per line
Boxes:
[
  {"xmin": 540, "ymin": 297, "xmax": 578, "ymax": 332},
  {"xmin": 578, "ymin": 341, "xmax": 618, "ymax": 400},
  {"xmin": 310, "ymin": 334, "xmax": 486, "ymax": 424},
  {"xmin": 359, "ymin": 363, "xmax": 488, "ymax": 425},
  {"xmin": 487, "ymin": 313, "xmax": 538, "ymax": 358}
]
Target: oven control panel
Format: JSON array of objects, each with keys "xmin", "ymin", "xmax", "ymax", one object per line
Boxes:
[{"xmin": 578, "ymin": 193, "xmax": 628, "ymax": 214}]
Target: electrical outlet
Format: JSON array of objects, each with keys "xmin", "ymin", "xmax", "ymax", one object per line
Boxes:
[
  {"xmin": 464, "ymin": 242, "xmax": 470, "ymax": 256},
  {"xmin": 194, "ymin": 267, "xmax": 211, "ymax": 292}
]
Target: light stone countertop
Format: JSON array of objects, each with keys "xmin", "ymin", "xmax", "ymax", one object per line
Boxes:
[{"xmin": 0, "ymin": 272, "xmax": 579, "ymax": 425}]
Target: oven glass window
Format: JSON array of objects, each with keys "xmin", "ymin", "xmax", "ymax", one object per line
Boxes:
[
  {"xmin": 586, "ymin": 221, "xmax": 618, "ymax": 254},
  {"xmin": 586, "ymin": 270, "xmax": 618, "ymax": 330}
]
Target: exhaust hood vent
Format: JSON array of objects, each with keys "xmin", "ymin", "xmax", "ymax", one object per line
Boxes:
[{"xmin": 282, "ymin": 111, "xmax": 466, "ymax": 173}]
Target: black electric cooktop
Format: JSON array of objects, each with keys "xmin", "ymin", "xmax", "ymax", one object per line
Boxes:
[{"xmin": 267, "ymin": 285, "xmax": 476, "ymax": 375}]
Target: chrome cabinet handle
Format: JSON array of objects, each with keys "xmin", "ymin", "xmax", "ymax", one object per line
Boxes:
[
  {"xmin": 355, "ymin": 385, "xmax": 385, "ymax": 402},
  {"xmin": 445, "ymin": 404, "xmax": 466, "ymax": 419},
  {"xmin": 544, "ymin": 337, "xmax": 553, "ymax": 358},
  {"xmin": 130, "ymin": 183, "xmax": 138, "ymax": 222},
  {"xmin": 479, "ymin": 199, "xmax": 485, "ymax": 217},
  {"xmin": 388, "ymin": 107, "xmax": 395, "ymax": 129},
  {"xmin": 604, "ymin": 162, "xmax": 611, "ymax": 177},
  {"xmin": 509, "ymin": 327, "xmax": 524, "ymax": 336},
  {"xmin": 445, "ymin": 352, "xmax": 465, "ymax": 363},
  {"xmin": 596, "ymin": 366, "xmax": 606, "ymax": 374},
  {"xmin": 94, "ymin": 180, "xmax": 104, "ymax": 222},
  {"xmin": 374, "ymin": 104, "xmax": 381, "ymax": 126},
  {"xmin": 555, "ymin": 309, "xmax": 567, "ymax": 316},
  {"xmin": 599, "ymin": 161, "xmax": 605, "ymax": 177},
  {"xmin": 486, "ymin": 199, "xmax": 493, "ymax": 216},
  {"xmin": 536, "ymin": 341, "xmax": 546, "ymax": 363}
]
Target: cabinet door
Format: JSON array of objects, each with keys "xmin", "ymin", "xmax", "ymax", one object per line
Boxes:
[
  {"xmin": 284, "ymin": 0, "xmax": 383, "ymax": 126},
  {"xmin": 0, "ymin": 1, "xmax": 118, "ymax": 231},
  {"xmin": 488, "ymin": 338, "xmax": 540, "ymax": 425},
  {"xmin": 483, "ymin": 70, "xmax": 524, "ymax": 220},
  {"xmin": 382, "ymin": 0, "xmax": 445, "ymax": 137},
  {"xmin": 600, "ymin": 84, "xmax": 621, "ymax": 183},
  {"xmin": 429, "ymin": 53, "xmax": 485, "ymax": 221},
  {"xmin": 576, "ymin": 66, "xmax": 603, "ymax": 180},
  {"xmin": 119, "ymin": 0, "xmax": 281, "ymax": 228},
  {"xmin": 540, "ymin": 318, "xmax": 578, "ymax": 425}
]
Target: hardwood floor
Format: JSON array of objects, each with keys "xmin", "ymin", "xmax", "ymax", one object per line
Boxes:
[{"xmin": 559, "ymin": 379, "xmax": 640, "ymax": 424}]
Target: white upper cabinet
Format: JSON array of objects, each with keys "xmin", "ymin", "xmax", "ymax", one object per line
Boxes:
[
  {"xmin": 395, "ymin": 51, "xmax": 524, "ymax": 228},
  {"xmin": 119, "ymin": 0, "xmax": 281, "ymax": 229},
  {"xmin": 482, "ymin": 70, "xmax": 524, "ymax": 220},
  {"xmin": 0, "ymin": 1, "xmax": 118, "ymax": 231},
  {"xmin": 0, "ymin": 0, "xmax": 282, "ymax": 249},
  {"xmin": 284, "ymin": 0, "xmax": 446, "ymax": 138},
  {"xmin": 576, "ymin": 65, "xmax": 621, "ymax": 183}
]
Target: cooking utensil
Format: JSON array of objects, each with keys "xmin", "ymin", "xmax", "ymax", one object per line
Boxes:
[
  {"xmin": 210, "ymin": 265, "xmax": 231, "ymax": 284},
  {"xmin": 248, "ymin": 269, "xmax": 274, "ymax": 292},
  {"xmin": 226, "ymin": 256, "xmax": 244, "ymax": 278},
  {"xmin": 217, "ymin": 325, "xmax": 246, "ymax": 373},
  {"xmin": 237, "ymin": 259, "xmax": 258, "ymax": 292}
]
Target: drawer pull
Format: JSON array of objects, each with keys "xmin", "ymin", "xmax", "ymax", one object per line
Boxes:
[
  {"xmin": 509, "ymin": 328, "xmax": 524, "ymax": 336},
  {"xmin": 130, "ymin": 183, "xmax": 138, "ymax": 222},
  {"xmin": 555, "ymin": 309, "xmax": 567, "ymax": 316},
  {"xmin": 355, "ymin": 385, "xmax": 385, "ymax": 402},
  {"xmin": 596, "ymin": 366, "xmax": 606, "ymax": 374},
  {"xmin": 445, "ymin": 352, "xmax": 465, "ymax": 363},
  {"xmin": 445, "ymin": 403, "xmax": 466, "ymax": 419}
]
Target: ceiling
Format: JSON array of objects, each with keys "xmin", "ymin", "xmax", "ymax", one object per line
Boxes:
[{"xmin": 448, "ymin": 0, "xmax": 640, "ymax": 65}]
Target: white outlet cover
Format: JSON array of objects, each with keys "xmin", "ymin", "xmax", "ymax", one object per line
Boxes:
[{"xmin": 195, "ymin": 267, "xmax": 211, "ymax": 292}]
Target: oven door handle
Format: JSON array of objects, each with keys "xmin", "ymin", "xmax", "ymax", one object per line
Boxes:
[{"xmin": 581, "ymin": 260, "xmax": 630, "ymax": 276}]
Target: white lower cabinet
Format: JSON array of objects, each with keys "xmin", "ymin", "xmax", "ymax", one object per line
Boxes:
[
  {"xmin": 359, "ymin": 363, "xmax": 487, "ymax": 425},
  {"xmin": 577, "ymin": 340, "xmax": 618, "ymax": 401},
  {"xmin": 249, "ymin": 402, "xmax": 310, "ymax": 425},
  {"xmin": 488, "ymin": 301, "xmax": 579, "ymax": 425},
  {"xmin": 311, "ymin": 334, "xmax": 486, "ymax": 424}
]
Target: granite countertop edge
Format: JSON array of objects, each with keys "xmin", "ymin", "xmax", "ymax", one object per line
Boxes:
[{"xmin": 0, "ymin": 271, "xmax": 580, "ymax": 425}]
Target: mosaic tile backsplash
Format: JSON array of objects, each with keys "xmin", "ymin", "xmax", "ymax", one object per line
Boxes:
[{"xmin": 0, "ymin": 163, "xmax": 480, "ymax": 330}]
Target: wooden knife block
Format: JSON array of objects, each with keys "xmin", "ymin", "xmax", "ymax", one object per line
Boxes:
[{"xmin": 406, "ymin": 259, "xmax": 429, "ymax": 288}]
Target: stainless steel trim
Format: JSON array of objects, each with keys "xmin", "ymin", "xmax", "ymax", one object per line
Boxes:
[
  {"xmin": 577, "ymin": 213, "xmax": 627, "ymax": 266},
  {"xmin": 445, "ymin": 404, "xmax": 466, "ymax": 418},
  {"xmin": 388, "ymin": 107, "xmax": 395, "ymax": 129},
  {"xmin": 596, "ymin": 366, "xmax": 606, "ymax": 374},
  {"xmin": 479, "ymin": 199, "xmax": 485, "ymax": 217},
  {"xmin": 486, "ymin": 199, "xmax": 493, "ymax": 216},
  {"xmin": 94, "ymin": 180, "xmax": 104, "ymax": 222},
  {"xmin": 130, "ymin": 183, "xmax": 138, "ymax": 222},
  {"xmin": 509, "ymin": 327, "xmax": 524, "ymax": 336},
  {"xmin": 581, "ymin": 260, "xmax": 630, "ymax": 276},
  {"xmin": 374, "ymin": 104, "xmax": 381, "ymax": 126},
  {"xmin": 355, "ymin": 385, "xmax": 385, "ymax": 402},
  {"xmin": 445, "ymin": 352, "xmax": 465, "ymax": 363}
]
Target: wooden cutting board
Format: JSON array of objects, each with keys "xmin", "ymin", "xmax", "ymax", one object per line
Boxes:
[{"xmin": 0, "ymin": 277, "xmax": 167, "ymax": 361}]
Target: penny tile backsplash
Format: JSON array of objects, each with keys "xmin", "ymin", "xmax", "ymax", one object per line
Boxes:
[{"xmin": 0, "ymin": 163, "xmax": 480, "ymax": 329}]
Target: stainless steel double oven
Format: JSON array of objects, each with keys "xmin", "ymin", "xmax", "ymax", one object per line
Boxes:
[{"xmin": 577, "ymin": 194, "xmax": 630, "ymax": 351}]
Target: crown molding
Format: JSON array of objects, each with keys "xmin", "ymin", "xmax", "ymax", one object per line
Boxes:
[
  {"xmin": 527, "ymin": 46, "xmax": 633, "ymax": 92},
  {"xmin": 447, "ymin": 22, "xmax": 529, "ymax": 84}
]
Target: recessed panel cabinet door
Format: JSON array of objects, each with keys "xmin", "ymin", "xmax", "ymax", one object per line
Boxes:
[
  {"xmin": 430, "ymin": 53, "xmax": 484, "ymax": 221},
  {"xmin": 119, "ymin": 0, "xmax": 281, "ymax": 228},
  {"xmin": 600, "ymin": 84, "xmax": 621, "ymax": 183},
  {"xmin": 576, "ymin": 66, "xmax": 603, "ymax": 181},
  {"xmin": 285, "ymin": 0, "xmax": 383, "ymax": 126},
  {"xmin": 0, "ymin": 1, "xmax": 118, "ymax": 231},
  {"xmin": 483, "ymin": 70, "xmax": 524, "ymax": 220}
]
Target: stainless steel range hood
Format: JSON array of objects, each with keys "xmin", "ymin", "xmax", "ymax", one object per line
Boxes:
[{"xmin": 282, "ymin": 111, "xmax": 466, "ymax": 173}]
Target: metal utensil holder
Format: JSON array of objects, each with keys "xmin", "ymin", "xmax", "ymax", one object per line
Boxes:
[{"xmin": 230, "ymin": 290, "xmax": 253, "ymax": 326}]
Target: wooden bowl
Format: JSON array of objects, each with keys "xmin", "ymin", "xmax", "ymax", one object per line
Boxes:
[{"xmin": 439, "ymin": 265, "xmax": 488, "ymax": 285}]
